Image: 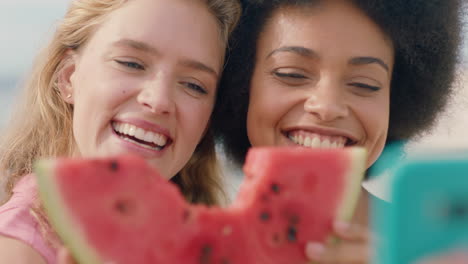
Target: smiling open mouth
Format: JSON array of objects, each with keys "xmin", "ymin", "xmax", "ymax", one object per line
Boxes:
[{"xmin": 112, "ymin": 122, "xmax": 171, "ymax": 151}]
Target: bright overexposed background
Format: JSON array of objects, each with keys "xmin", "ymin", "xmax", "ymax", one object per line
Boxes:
[{"xmin": 0, "ymin": 2, "xmax": 467, "ymax": 200}]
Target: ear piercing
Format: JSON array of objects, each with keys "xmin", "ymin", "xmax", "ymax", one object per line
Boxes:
[{"xmin": 66, "ymin": 94, "xmax": 72, "ymax": 99}]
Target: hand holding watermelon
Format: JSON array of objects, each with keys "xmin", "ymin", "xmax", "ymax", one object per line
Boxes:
[
  {"xmin": 306, "ymin": 221, "xmax": 371, "ymax": 263},
  {"xmin": 58, "ymin": 247, "xmax": 77, "ymax": 264}
]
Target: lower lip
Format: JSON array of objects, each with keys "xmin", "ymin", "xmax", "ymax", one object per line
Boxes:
[{"xmin": 111, "ymin": 127, "xmax": 167, "ymax": 158}]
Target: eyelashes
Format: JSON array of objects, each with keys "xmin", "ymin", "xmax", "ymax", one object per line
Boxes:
[
  {"xmin": 273, "ymin": 70, "xmax": 381, "ymax": 91},
  {"xmin": 114, "ymin": 60, "xmax": 208, "ymax": 95},
  {"xmin": 115, "ymin": 60, "xmax": 145, "ymax": 70},
  {"xmin": 274, "ymin": 72, "xmax": 307, "ymax": 79},
  {"xmin": 347, "ymin": 82, "xmax": 381, "ymax": 91},
  {"xmin": 182, "ymin": 82, "xmax": 207, "ymax": 95}
]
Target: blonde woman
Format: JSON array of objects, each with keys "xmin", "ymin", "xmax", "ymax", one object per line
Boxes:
[{"xmin": 0, "ymin": 0, "xmax": 241, "ymax": 263}]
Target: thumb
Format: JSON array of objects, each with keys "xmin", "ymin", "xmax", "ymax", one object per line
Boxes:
[{"xmin": 57, "ymin": 246, "xmax": 78, "ymax": 264}]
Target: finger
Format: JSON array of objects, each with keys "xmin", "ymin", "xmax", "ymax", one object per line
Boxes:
[
  {"xmin": 57, "ymin": 247, "xmax": 78, "ymax": 264},
  {"xmin": 414, "ymin": 252, "xmax": 468, "ymax": 264},
  {"xmin": 306, "ymin": 241, "xmax": 371, "ymax": 264},
  {"xmin": 332, "ymin": 221, "xmax": 370, "ymax": 242}
]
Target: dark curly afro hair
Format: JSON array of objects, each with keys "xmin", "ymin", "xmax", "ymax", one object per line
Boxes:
[{"xmin": 212, "ymin": 0, "xmax": 465, "ymax": 165}]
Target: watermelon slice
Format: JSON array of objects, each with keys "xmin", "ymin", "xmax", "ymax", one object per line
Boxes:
[
  {"xmin": 35, "ymin": 147, "xmax": 366, "ymax": 264},
  {"xmin": 235, "ymin": 147, "xmax": 366, "ymax": 264}
]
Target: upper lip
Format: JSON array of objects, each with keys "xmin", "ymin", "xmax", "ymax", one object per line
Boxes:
[
  {"xmin": 113, "ymin": 118, "xmax": 173, "ymax": 142},
  {"xmin": 282, "ymin": 125, "xmax": 359, "ymax": 145}
]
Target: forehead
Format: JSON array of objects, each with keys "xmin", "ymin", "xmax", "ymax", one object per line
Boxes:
[
  {"xmin": 81, "ymin": 0, "xmax": 224, "ymax": 68},
  {"xmin": 258, "ymin": 2, "xmax": 394, "ymax": 63}
]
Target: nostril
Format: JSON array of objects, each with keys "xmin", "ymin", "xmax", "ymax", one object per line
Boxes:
[
  {"xmin": 304, "ymin": 100, "xmax": 348, "ymax": 121},
  {"xmin": 137, "ymin": 92, "xmax": 174, "ymax": 115}
]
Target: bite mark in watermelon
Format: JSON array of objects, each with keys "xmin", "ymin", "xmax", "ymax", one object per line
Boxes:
[{"xmin": 35, "ymin": 147, "xmax": 366, "ymax": 264}]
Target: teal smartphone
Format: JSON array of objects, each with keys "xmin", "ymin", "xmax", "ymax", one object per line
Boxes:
[{"xmin": 373, "ymin": 152, "xmax": 468, "ymax": 264}]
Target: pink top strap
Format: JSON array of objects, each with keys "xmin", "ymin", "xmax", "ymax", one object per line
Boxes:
[{"xmin": 0, "ymin": 174, "xmax": 57, "ymax": 263}]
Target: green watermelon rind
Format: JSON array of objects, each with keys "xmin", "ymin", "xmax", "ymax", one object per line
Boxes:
[
  {"xmin": 335, "ymin": 147, "xmax": 367, "ymax": 221},
  {"xmin": 35, "ymin": 160, "xmax": 102, "ymax": 264}
]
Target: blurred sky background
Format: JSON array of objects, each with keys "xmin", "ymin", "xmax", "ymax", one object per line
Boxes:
[{"xmin": 0, "ymin": 2, "xmax": 467, "ymax": 198}]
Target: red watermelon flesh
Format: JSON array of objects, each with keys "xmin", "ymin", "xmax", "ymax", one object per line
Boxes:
[
  {"xmin": 235, "ymin": 147, "xmax": 366, "ymax": 264},
  {"xmin": 36, "ymin": 156, "xmax": 190, "ymax": 263},
  {"xmin": 35, "ymin": 147, "xmax": 366, "ymax": 264},
  {"xmin": 172, "ymin": 208, "xmax": 256, "ymax": 264}
]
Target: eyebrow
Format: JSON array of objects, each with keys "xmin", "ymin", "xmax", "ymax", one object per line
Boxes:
[
  {"xmin": 266, "ymin": 46, "xmax": 319, "ymax": 60},
  {"xmin": 112, "ymin": 38, "xmax": 219, "ymax": 78},
  {"xmin": 266, "ymin": 45, "xmax": 390, "ymax": 73},
  {"xmin": 180, "ymin": 60, "xmax": 218, "ymax": 79},
  {"xmin": 349, "ymin": 57, "xmax": 389, "ymax": 72},
  {"xmin": 113, "ymin": 38, "xmax": 159, "ymax": 55}
]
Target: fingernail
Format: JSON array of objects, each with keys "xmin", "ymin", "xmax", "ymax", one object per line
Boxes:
[
  {"xmin": 306, "ymin": 242, "xmax": 325, "ymax": 260},
  {"xmin": 334, "ymin": 221, "xmax": 350, "ymax": 232}
]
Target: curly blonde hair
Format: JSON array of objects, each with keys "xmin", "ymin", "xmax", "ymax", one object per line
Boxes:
[{"xmin": 0, "ymin": 0, "xmax": 241, "ymax": 205}]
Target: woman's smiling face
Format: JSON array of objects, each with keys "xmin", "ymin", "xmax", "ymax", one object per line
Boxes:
[
  {"xmin": 61, "ymin": 0, "xmax": 224, "ymax": 179},
  {"xmin": 246, "ymin": 1, "xmax": 394, "ymax": 167}
]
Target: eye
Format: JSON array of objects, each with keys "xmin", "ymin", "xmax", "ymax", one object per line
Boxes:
[
  {"xmin": 183, "ymin": 82, "xmax": 208, "ymax": 95},
  {"xmin": 348, "ymin": 82, "xmax": 381, "ymax": 92},
  {"xmin": 274, "ymin": 71, "xmax": 307, "ymax": 79},
  {"xmin": 272, "ymin": 69, "xmax": 309, "ymax": 87},
  {"xmin": 115, "ymin": 60, "xmax": 145, "ymax": 70}
]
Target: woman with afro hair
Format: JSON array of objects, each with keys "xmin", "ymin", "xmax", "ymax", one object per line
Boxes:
[{"xmin": 213, "ymin": 0, "xmax": 465, "ymax": 262}]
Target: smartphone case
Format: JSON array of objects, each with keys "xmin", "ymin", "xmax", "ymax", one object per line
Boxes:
[{"xmin": 373, "ymin": 152, "xmax": 468, "ymax": 264}]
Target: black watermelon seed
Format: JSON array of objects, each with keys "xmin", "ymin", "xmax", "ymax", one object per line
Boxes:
[
  {"xmin": 182, "ymin": 209, "xmax": 191, "ymax": 222},
  {"xmin": 261, "ymin": 194, "xmax": 270, "ymax": 202},
  {"xmin": 200, "ymin": 244, "xmax": 213, "ymax": 264},
  {"xmin": 271, "ymin": 183, "xmax": 280, "ymax": 194},
  {"xmin": 289, "ymin": 215, "xmax": 300, "ymax": 225},
  {"xmin": 114, "ymin": 200, "xmax": 132, "ymax": 215},
  {"xmin": 260, "ymin": 211, "xmax": 271, "ymax": 222},
  {"xmin": 110, "ymin": 161, "xmax": 119, "ymax": 171},
  {"xmin": 272, "ymin": 233, "xmax": 280, "ymax": 244},
  {"xmin": 287, "ymin": 226, "xmax": 297, "ymax": 242},
  {"xmin": 221, "ymin": 258, "xmax": 231, "ymax": 264}
]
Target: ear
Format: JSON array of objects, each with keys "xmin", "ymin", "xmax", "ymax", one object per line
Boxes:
[{"xmin": 57, "ymin": 50, "xmax": 78, "ymax": 104}]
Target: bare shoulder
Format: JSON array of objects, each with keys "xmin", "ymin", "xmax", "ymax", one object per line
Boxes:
[{"xmin": 0, "ymin": 235, "xmax": 47, "ymax": 264}]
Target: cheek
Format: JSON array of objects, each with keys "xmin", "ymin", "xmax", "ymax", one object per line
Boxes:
[
  {"xmin": 246, "ymin": 84, "xmax": 267, "ymax": 146},
  {"xmin": 182, "ymin": 100, "xmax": 214, "ymax": 139},
  {"xmin": 360, "ymin": 99, "xmax": 390, "ymax": 167},
  {"xmin": 72, "ymin": 71, "xmax": 136, "ymax": 147},
  {"xmin": 247, "ymin": 76, "xmax": 289, "ymax": 146}
]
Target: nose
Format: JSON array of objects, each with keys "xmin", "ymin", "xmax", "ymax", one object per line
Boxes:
[
  {"xmin": 304, "ymin": 80, "xmax": 348, "ymax": 121},
  {"xmin": 137, "ymin": 76, "xmax": 175, "ymax": 115}
]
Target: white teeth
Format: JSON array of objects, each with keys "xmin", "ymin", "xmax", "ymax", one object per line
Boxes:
[
  {"xmin": 143, "ymin": 131, "xmax": 153, "ymax": 143},
  {"xmin": 311, "ymin": 137, "xmax": 320, "ymax": 148},
  {"xmin": 113, "ymin": 122, "xmax": 169, "ymax": 148},
  {"xmin": 128, "ymin": 125, "xmax": 136, "ymax": 136},
  {"xmin": 289, "ymin": 134, "xmax": 346, "ymax": 149},
  {"xmin": 135, "ymin": 128, "xmax": 145, "ymax": 140},
  {"xmin": 123, "ymin": 123, "xmax": 130, "ymax": 134},
  {"xmin": 155, "ymin": 134, "xmax": 168, "ymax": 146},
  {"xmin": 298, "ymin": 135, "xmax": 304, "ymax": 145}
]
